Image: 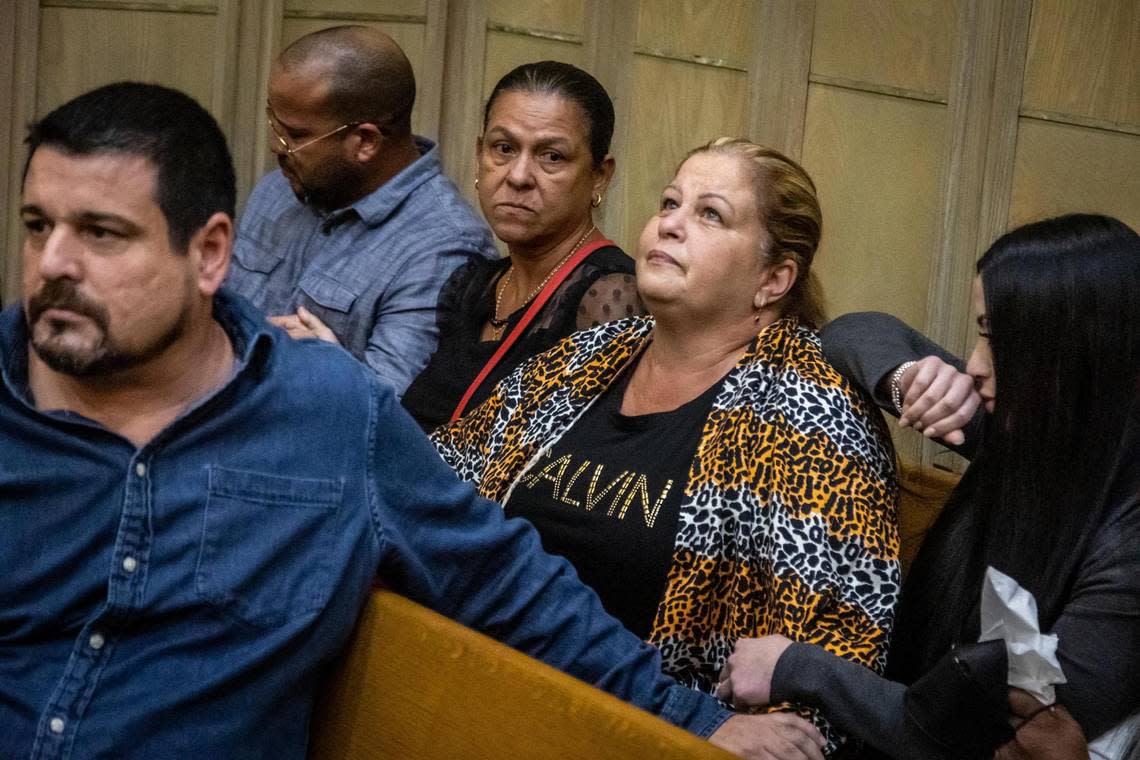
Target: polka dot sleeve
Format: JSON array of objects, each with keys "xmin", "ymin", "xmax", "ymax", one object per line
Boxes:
[{"xmin": 575, "ymin": 272, "xmax": 644, "ymax": 331}]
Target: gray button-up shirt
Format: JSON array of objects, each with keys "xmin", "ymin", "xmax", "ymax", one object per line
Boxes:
[{"xmin": 226, "ymin": 137, "xmax": 498, "ymax": 395}]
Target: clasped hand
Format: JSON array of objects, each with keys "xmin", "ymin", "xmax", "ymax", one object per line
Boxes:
[
  {"xmin": 268, "ymin": 306, "xmax": 340, "ymax": 345},
  {"xmin": 708, "ymin": 636, "xmax": 826, "ymax": 760},
  {"xmin": 896, "ymin": 356, "xmax": 980, "ymax": 446}
]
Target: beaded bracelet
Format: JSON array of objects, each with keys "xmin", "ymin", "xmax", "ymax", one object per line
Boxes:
[{"xmin": 890, "ymin": 360, "xmax": 918, "ymax": 415}]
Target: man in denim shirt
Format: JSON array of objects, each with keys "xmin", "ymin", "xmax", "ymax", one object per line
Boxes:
[
  {"xmin": 0, "ymin": 83, "xmax": 822, "ymax": 760},
  {"xmin": 225, "ymin": 25, "xmax": 498, "ymax": 396}
]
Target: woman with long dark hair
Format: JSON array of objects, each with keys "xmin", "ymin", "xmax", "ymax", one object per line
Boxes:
[{"xmin": 714, "ymin": 214, "xmax": 1140, "ymax": 759}]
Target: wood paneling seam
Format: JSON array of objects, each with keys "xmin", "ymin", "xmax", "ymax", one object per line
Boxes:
[
  {"xmin": 809, "ymin": 74, "xmax": 947, "ymax": 105},
  {"xmin": 40, "ymin": 1, "xmax": 217, "ymax": 13},
  {"xmin": 1019, "ymin": 109, "xmax": 1140, "ymax": 137},
  {"xmin": 486, "ymin": 21, "xmax": 581, "ymax": 44},
  {"xmin": 632, "ymin": 47, "xmax": 747, "ymax": 72},
  {"xmin": 282, "ymin": 10, "xmax": 426, "ymax": 23}
]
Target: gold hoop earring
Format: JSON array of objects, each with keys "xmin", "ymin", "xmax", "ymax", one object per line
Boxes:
[
  {"xmin": 474, "ymin": 177, "xmax": 480, "ymax": 189},
  {"xmin": 591, "ymin": 192, "xmax": 602, "ymax": 208}
]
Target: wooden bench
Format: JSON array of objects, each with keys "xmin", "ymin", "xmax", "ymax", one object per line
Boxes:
[
  {"xmin": 309, "ymin": 589, "xmax": 734, "ymax": 760},
  {"xmin": 897, "ymin": 463, "xmax": 960, "ymax": 575}
]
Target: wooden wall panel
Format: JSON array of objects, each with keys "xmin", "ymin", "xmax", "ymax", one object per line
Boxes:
[
  {"xmin": 1009, "ymin": 119, "xmax": 1140, "ymax": 231},
  {"xmin": 802, "ymin": 84, "xmax": 947, "ymax": 331},
  {"xmin": 622, "ymin": 56, "xmax": 747, "ymax": 253},
  {"xmin": 279, "ymin": 19, "xmax": 430, "ymax": 135},
  {"xmin": 1021, "ymin": 0, "xmax": 1140, "ymax": 129},
  {"xmin": 748, "ymin": 0, "xmax": 814, "ymax": 159},
  {"xmin": 285, "ymin": 0, "xmax": 425, "ymax": 15},
  {"xmin": 811, "ymin": 0, "xmax": 960, "ymax": 100},
  {"xmin": 635, "ymin": 0, "xmax": 753, "ymax": 66},
  {"xmin": 36, "ymin": 7, "xmax": 218, "ymax": 115},
  {"xmin": 581, "ymin": 1, "xmax": 637, "ymax": 246},
  {"xmin": 0, "ymin": 2, "xmax": 15, "ymax": 304},
  {"xmin": 1, "ymin": 0, "xmax": 39, "ymax": 306},
  {"xmin": 486, "ymin": 0, "xmax": 583, "ymax": 34},
  {"xmin": 482, "ymin": 31, "xmax": 584, "ymax": 101}
]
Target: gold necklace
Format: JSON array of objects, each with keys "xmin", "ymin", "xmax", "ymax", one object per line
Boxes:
[{"xmin": 490, "ymin": 224, "xmax": 596, "ymax": 340}]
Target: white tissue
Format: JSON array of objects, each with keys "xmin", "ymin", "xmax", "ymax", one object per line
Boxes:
[{"xmin": 978, "ymin": 566, "xmax": 1067, "ymax": 704}]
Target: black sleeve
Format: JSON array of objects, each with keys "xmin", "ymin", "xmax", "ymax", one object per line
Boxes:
[
  {"xmin": 820, "ymin": 312, "xmax": 983, "ymax": 459},
  {"xmin": 1051, "ymin": 494, "xmax": 1140, "ymax": 740},
  {"xmin": 773, "ymin": 641, "xmax": 1011, "ymax": 760},
  {"xmin": 772, "ymin": 643, "xmax": 909, "ymax": 756}
]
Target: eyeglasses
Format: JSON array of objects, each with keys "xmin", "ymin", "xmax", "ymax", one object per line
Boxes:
[{"xmin": 266, "ymin": 108, "xmax": 361, "ymax": 155}]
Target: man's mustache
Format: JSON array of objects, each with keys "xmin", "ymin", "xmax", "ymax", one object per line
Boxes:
[{"xmin": 27, "ymin": 279, "xmax": 109, "ymax": 331}]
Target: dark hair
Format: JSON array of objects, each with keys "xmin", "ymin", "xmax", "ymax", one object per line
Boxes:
[
  {"xmin": 686, "ymin": 138, "xmax": 825, "ymax": 327},
  {"xmin": 278, "ymin": 25, "xmax": 415, "ymax": 136},
  {"xmin": 889, "ymin": 216, "xmax": 1140, "ymax": 700},
  {"xmin": 483, "ymin": 61, "xmax": 614, "ymax": 167},
  {"xmin": 24, "ymin": 82, "xmax": 236, "ymax": 253}
]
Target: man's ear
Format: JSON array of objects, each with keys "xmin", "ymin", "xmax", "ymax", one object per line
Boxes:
[
  {"xmin": 351, "ymin": 123, "xmax": 385, "ymax": 163},
  {"xmin": 188, "ymin": 212, "xmax": 233, "ymax": 296}
]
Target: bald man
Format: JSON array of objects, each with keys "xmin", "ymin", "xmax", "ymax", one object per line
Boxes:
[{"xmin": 227, "ymin": 26, "xmax": 497, "ymax": 395}]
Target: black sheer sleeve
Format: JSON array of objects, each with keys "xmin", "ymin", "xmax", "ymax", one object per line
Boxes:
[{"xmin": 403, "ymin": 246, "xmax": 640, "ymax": 432}]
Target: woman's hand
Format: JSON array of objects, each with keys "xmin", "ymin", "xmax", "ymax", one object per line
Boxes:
[
  {"xmin": 993, "ymin": 689, "xmax": 1089, "ymax": 760},
  {"xmin": 715, "ymin": 635, "xmax": 795, "ymax": 709},
  {"xmin": 896, "ymin": 356, "xmax": 980, "ymax": 445},
  {"xmin": 709, "ymin": 712, "xmax": 826, "ymax": 760}
]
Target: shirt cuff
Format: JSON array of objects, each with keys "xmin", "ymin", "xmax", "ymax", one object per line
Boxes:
[{"xmin": 659, "ymin": 685, "xmax": 734, "ymax": 738}]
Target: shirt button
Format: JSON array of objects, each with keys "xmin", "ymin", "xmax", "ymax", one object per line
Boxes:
[
  {"xmin": 122, "ymin": 556, "xmax": 138, "ymax": 573},
  {"xmin": 135, "ymin": 462, "xmax": 147, "ymax": 477},
  {"xmin": 89, "ymin": 632, "xmax": 106, "ymax": 650},
  {"xmin": 50, "ymin": 717, "xmax": 65, "ymax": 734}
]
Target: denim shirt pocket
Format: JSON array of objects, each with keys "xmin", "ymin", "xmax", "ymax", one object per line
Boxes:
[
  {"xmin": 297, "ymin": 272, "xmax": 360, "ymax": 351},
  {"xmin": 195, "ymin": 466, "xmax": 344, "ymax": 628},
  {"xmin": 232, "ymin": 233, "xmax": 286, "ymax": 275},
  {"xmin": 298, "ymin": 271, "xmax": 359, "ymax": 314}
]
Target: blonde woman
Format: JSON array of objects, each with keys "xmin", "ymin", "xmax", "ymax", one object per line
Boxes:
[{"xmin": 433, "ymin": 138, "xmax": 900, "ymax": 758}]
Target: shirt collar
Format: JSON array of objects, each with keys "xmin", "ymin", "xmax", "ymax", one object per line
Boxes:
[
  {"xmin": 212, "ymin": 287, "xmax": 276, "ymax": 368},
  {"xmin": 0, "ymin": 288, "xmax": 275, "ymax": 406},
  {"xmin": 348, "ymin": 136, "xmax": 442, "ymax": 228}
]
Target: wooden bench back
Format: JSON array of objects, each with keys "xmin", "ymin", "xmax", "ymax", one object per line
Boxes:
[{"xmin": 309, "ymin": 589, "xmax": 734, "ymax": 759}]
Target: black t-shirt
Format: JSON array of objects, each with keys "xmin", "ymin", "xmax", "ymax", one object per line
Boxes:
[
  {"xmin": 401, "ymin": 246, "xmax": 641, "ymax": 432},
  {"xmin": 502, "ymin": 361, "xmax": 723, "ymax": 638}
]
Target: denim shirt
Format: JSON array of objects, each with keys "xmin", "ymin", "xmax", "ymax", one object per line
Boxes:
[
  {"xmin": 226, "ymin": 137, "xmax": 498, "ymax": 395},
  {"xmin": 0, "ymin": 291, "xmax": 729, "ymax": 759}
]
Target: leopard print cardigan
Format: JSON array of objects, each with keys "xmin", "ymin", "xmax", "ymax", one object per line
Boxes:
[{"xmin": 432, "ymin": 315, "xmax": 900, "ymax": 751}]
